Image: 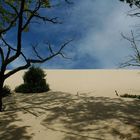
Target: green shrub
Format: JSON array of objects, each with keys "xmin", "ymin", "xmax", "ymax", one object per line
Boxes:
[
  {"xmin": 15, "ymin": 66, "xmax": 50, "ymax": 93},
  {"xmin": 2, "ymin": 85, "xmax": 12, "ymax": 97},
  {"xmin": 23, "ymin": 66, "xmax": 46, "ymax": 85},
  {"xmin": 120, "ymin": 94, "xmax": 140, "ymax": 99},
  {"xmin": 15, "ymin": 84, "xmax": 29, "ymax": 93}
]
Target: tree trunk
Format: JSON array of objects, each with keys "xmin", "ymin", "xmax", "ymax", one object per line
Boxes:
[
  {"xmin": 0, "ymin": 94, "xmax": 3, "ymax": 112},
  {"xmin": 0, "ymin": 77, "xmax": 4, "ymax": 112}
]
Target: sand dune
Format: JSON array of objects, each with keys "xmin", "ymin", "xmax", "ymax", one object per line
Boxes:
[
  {"xmin": 5, "ymin": 69, "xmax": 140, "ymax": 97},
  {"xmin": 1, "ymin": 69, "xmax": 140, "ymax": 140}
]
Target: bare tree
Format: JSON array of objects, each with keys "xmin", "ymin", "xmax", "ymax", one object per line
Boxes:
[
  {"xmin": 119, "ymin": 0, "xmax": 140, "ymax": 68},
  {"xmin": 120, "ymin": 31, "xmax": 140, "ymax": 67},
  {"xmin": 119, "ymin": 0, "xmax": 140, "ymax": 18},
  {"xmin": 119, "ymin": 0, "xmax": 140, "ymax": 8},
  {"xmin": 0, "ymin": 0, "xmax": 73, "ymax": 111}
]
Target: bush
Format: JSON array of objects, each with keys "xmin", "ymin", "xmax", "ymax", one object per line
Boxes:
[
  {"xmin": 15, "ymin": 66, "xmax": 50, "ymax": 93},
  {"xmin": 120, "ymin": 94, "xmax": 140, "ymax": 99},
  {"xmin": 23, "ymin": 66, "xmax": 46, "ymax": 85},
  {"xmin": 2, "ymin": 85, "xmax": 12, "ymax": 97},
  {"xmin": 15, "ymin": 84, "xmax": 28, "ymax": 93}
]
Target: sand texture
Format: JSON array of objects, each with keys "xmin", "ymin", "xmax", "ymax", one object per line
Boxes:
[
  {"xmin": 5, "ymin": 70, "xmax": 140, "ymax": 97},
  {"xmin": 0, "ymin": 70, "xmax": 140, "ymax": 140}
]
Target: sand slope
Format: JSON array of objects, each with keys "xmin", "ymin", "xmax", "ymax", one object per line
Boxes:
[
  {"xmin": 5, "ymin": 69, "xmax": 140, "ymax": 97},
  {"xmin": 1, "ymin": 70, "xmax": 140, "ymax": 140},
  {"xmin": 0, "ymin": 91, "xmax": 140, "ymax": 140}
]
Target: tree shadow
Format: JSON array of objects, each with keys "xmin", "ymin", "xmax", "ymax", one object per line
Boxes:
[
  {"xmin": 0, "ymin": 95, "xmax": 32, "ymax": 140},
  {"xmin": 6, "ymin": 91, "xmax": 140, "ymax": 140}
]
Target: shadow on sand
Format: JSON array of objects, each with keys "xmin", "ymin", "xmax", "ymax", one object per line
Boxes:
[
  {"xmin": 1, "ymin": 91, "xmax": 140, "ymax": 140},
  {"xmin": 0, "ymin": 95, "xmax": 32, "ymax": 140}
]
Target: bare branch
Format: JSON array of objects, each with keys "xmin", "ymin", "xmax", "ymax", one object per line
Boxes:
[
  {"xmin": 120, "ymin": 31, "xmax": 140, "ymax": 67},
  {"xmin": 4, "ymin": 0, "xmax": 25, "ymax": 65},
  {"xmin": 59, "ymin": 52, "xmax": 71, "ymax": 59},
  {"xmin": 47, "ymin": 42, "xmax": 55, "ymax": 55},
  {"xmin": 1, "ymin": 35, "xmax": 29, "ymax": 69},
  {"xmin": 4, "ymin": 39, "xmax": 72, "ymax": 78},
  {"xmin": 44, "ymin": 40, "xmax": 72, "ymax": 59},
  {"xmin": 0, "ymin": 16, "xmax": 18, "ymax": 36},
  {"xmin": 129, "ymin": 12, "xmax": 140, "ymax": 17},
  {"xmin": 5, "ymin": 1, "xmax": 19, "ymax": 15},
  {"xmin": 0, "ymin": 46, "xmax": 4, "ymax": 63},
  {"xmin": 120, "ymin": 61, "xmax": 140, "ymax": 67},
  {"xmin": 5, "ymin": 61, "xmax": 31, "ymax": 79},
  {"xmin": 130, "ymin": 31, "xmax": 140, "ymax": 58},
  {"xmin": 65, "ymin": 0, "xmax": 74, "ymax": 4},
  {"xmin": 58, "ymin": 40, "xmax": 73, "ymax": 52},
  {"xmin": 22, "ymin": 1, "xmax": 61, "ymax": 31},
  {"xmin": 17, "ymin": 0, "xmax": 25, "ymax": 54},
  {"xmin": 22, "ymin": 2, "xmax": 41, "ymax": 31},
  {"xmin": 1, "ymin": 36, "xmax": 16, "ymax": 51},
  {"xmin": 1, "ymin": 36, "xmax": 13, "ymax": 60},
  {"xmin": 32, "ymin": 13, "xmax": 61, "ymax": 24},
  {"xmin": 5, "ymin": 47, "xmax": 11, "ymax": 61},
  {"xmin": 32, "ymin": 43, "xmax": 44, "ymax": 60},
  {"xmin": 28, "ymin": 40, "xmax": 72, "ymax": 63}
]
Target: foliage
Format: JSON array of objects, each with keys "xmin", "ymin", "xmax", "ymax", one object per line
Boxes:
[
  {"xmin": 15, "ymin": 66, "xmax": 49, "ymax": 93},
  {"xmin": 23, "ymin": 66, "xmax": 46, "ymax": 84},
  {"xmin": 0, "ymin": 0, "xmax": 51, "ymax": 32},
  {"xmin": 2, "ymin": 85, "xmax": 12, "ymax": 97},
  {"xmin": 15, "ymin": 82, "xmax": 49, "ymax": 93},
  {"xmin": 120, "ymin": 93, "xmax": 140, "ymax": 99}
]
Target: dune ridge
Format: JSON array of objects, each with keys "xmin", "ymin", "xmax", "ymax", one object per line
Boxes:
[{"xmin": 5, "ymin": 69, "xmax": 140, "ymax": 97}]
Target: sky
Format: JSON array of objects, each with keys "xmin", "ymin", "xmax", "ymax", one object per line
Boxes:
[{"xmin": 4, "ymin": 0, "xmax": 140, "ymax": 69}]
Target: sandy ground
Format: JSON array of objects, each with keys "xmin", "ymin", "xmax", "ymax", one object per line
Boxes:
[
  {"xmin": 0, "ymin": 69, "xmax": 140, "ymax": 140},
  {"xmin": 5, "ymin": 69, "xmax": 140, "ymax": 97}
]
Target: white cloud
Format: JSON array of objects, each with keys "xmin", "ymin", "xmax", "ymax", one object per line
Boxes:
[
  {"xmin": 69, "ymin": 0, "xmax": 140, "ymax": 68},
  {"xmin": 7, "ymin": 0, "xmax": 140, "ymax": 69}
]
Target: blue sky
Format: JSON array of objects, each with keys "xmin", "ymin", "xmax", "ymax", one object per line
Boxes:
[{"xmin": 5, "ymin": 0, "xmax": 140, "ymax": 69}]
